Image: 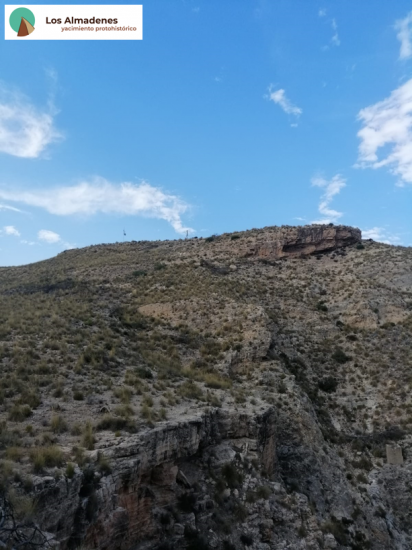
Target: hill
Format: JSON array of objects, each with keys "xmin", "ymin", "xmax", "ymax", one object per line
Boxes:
[{"xmin": 1, "ymin": 224, "xmax": 412, "ymax": 550}]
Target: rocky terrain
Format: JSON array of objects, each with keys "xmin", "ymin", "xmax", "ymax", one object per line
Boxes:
[{"xmin": 1, "ymin": 223, "xmax": 412, "ymax": 550}]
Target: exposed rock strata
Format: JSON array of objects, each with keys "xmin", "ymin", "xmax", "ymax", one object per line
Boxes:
[
  {"xmin": 32, "ymin": 400, "xmax": 410, "ymax": 550},
  {"xmin": 34, "ymin": 408, "xmax": 276, "ymax": 549},
  {"xmin": 240, "ymin": 225, "xmax": 361, "ymax": 260}
]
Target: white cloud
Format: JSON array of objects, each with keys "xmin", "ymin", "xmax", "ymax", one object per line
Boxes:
[
  {"xmin": 1, "ymin": 225, "xmax": 20, "ymax": 236},
  {"xmin": 319, "ymin": 9, "xmax": 326, "ymax": 17},
  {"xmin": 267, "ymin": 87, "xmax": 302, "ymax": 117},
  {"xmin": 0, "ymin": 178, "xmax": 193, "ymax": 235},
  {"xmin": 20, "ymin": 239, "xmax": 36, "ymax": 246},
  {"xmin": 395, "ymin": 12, "xmax": 412, "ymax": 59},
  {"xmin": 356, "ymin": 78, "xmax": 412, "ymax": 185},
  {"xmin": 38, "ymin": 229, "xmax": 61, "ymax": 244},
  {"xmin": 0, "ymin": 83, "xmax": 62, "ymax": 158},
  {"xmin": 37, "ymin": 230, "xmax": 74, "ymax": 249},
  {"xmin": 362, "ymin": 227, "xmax": 401, "ymax": 245},
  {"xmin": 311, "ymin": 174, "xmax": 346, "ymax": 224}
]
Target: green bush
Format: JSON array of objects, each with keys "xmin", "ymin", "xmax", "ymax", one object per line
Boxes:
[
  {"xmin": 18, "ymin": 391, "xmax": 41, "ymax": 409},
  {"xmin": 114, "ymin": 404, "xmax": 134, "ymax": 418},
  {"xmin": 178, "ymin": 380, "xmax": 204, "ymax": 400},
  {"xmin": 9, "ymin": 405, "xmax": 32, "ymax": 422},
  {"xmin": 96, "ymin": 415, "xmax": 136, "ymax": 433},
  {"xmin": 136, "ymin": 367, "xmax": 153, "ymax": 379},
  {"xmin": 5, "ymin": 447, "xmax": 24, "ymax": 462},
  {"xmin": 82, "ymin": 423, "xmax": 95, "ymax": 450},
  {"xmin": 66, "ymin": 462, "xmax": 75, "ymax": 478},
  {"xmin": 332, "ymin": 348, "xmax": 351, "ymax": 364},
  {"xmin": 221, "ymin": 463, "xmax": 243, "ymax": 488},
  {"xmin": 201, "ymin": 372, "xmax": 230, "ymax": 390},
  {"xmin": 51, "ymin": 415, "xmax": 68, "ymax": 434},
  {"xmin": 318, "ymin": 377, "xmax": 338, "ymax": 393},
  {"xmin": 352, "ymin": 456, "xmax": 372, "ymax": 470},
  {"xmin": 97, "ymin": 453, "xmax": 112, "ymax": 475},
  {"xmin": 255, "ymin": 485, "xmax": 271, "ymax": 499},
  {"xmin": 31, "ymin": 446, "xmax": 64, "ymax": 472}
]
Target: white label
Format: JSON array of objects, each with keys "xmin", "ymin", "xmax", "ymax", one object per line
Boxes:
[{"xmin": 5, "ymin": 5, "xmax": 143, "ymax": 40}]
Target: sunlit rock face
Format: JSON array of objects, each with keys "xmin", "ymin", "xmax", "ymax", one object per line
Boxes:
[{"xmin": 240, "ymin": 225, "xmax": 362, "ymax": 260}]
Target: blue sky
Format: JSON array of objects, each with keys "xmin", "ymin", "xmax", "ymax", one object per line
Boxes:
[{"xmin": 1, "ymin": 0, "xmax": 412, "ymax": 266}]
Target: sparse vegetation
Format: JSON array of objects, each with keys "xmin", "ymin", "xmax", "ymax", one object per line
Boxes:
[{"xmin": 0, "ymin": 226, "xmax": 411, "ymax": 547}]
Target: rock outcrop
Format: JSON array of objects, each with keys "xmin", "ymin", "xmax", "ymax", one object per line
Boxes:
[
  {"xmin": 240, "ymin": 225, "xmax": 361, "ymax": 260},
  {"xmin": 30, "ymin": 397, "xmax": 410, "ymax": 550},
  {"xmin": 33, "ymin": 408, "xmax": 277, "ymax": 549}
]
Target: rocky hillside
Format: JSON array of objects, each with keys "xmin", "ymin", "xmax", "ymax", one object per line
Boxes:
[{"xmin": 1, "ymin": 223, "xmax": 412, "ymax": 550}]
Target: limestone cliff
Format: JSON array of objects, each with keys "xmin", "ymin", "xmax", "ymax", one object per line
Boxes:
[
  {"xmin": 239, "ymin": 225, "xmax": 361, "ymax": 259},
  {"xmin": 34, "ymin": 409, "xmax": 276, "ymax": 549}
]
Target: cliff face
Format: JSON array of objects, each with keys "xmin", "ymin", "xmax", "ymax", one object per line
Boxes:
[
  {"xmin": 31, "ymin": 400, "xmax": 408, "ymax": 550},
  {"xmin": 241, "ymin": 225, "xmax": 361, "ymax": 259},
  {"xmin": 1, "ymin": 224, "xmax": 412, "ymax": 550},
  {"xmin": 33, "ymin": 409, "xmax": 277, "ymax": 549}
]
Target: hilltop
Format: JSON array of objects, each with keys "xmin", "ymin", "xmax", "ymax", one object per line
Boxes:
[{"xmin": 1, "ymin": 223, "xmax": 412, "ymax": 550}]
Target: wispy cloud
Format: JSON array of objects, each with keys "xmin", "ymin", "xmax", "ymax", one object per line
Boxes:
[
  {"xmin": 311, "ymin": 174, "xmax": 346, "ymax": 224},
  {"xmin": 320, "ymin": 16, "xmax": 340, "ymax": 49},
  {"xmin": 356, "ymin": 78, "xmax": 412, "ymax": 185},
  {"xmin": 0, "ymin": 225, "xmax": 20, "ymax": 237},
  {"xmin": 362, "ymin": 227, "xmax": 402, "ymax": 245},
  {"xmin": 266, "ymin": 86, "xmax": 302, "ymax": 118},
  {"xmin": 331, "ymin": 18, "xmax": 340, "ymax": 46},
  {"xmin": 0, "ymin": 82, "xmax": 62, "ymax": 158},
  {"xmin": 0, "ymin": 178, "xmax": 193, "ymax": 235},
  {"xmin": 0, "ymin": 203, "xmax": 23, "ymax": 213},
  {"xmin": 395, "ymin": 12, "xmax": 412, "ymax": 59}
]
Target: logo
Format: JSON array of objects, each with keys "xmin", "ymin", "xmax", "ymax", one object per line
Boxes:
[{"xmin": 9, "ymin": 7, "xmax": 35, "ymax": 36}]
